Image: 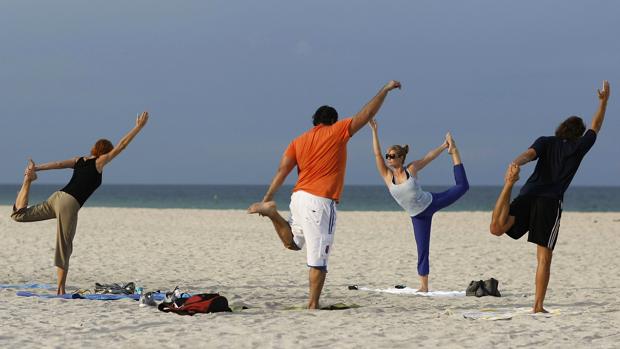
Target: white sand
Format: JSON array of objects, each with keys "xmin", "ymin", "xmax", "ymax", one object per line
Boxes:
[{"xmin": 1, "ymin": 206, "xmax": 619, "ymax": 348}]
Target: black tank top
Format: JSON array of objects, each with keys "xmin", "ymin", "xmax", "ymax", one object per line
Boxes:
[{"xmin": 61, "ymin": 157, "xmax": 102, "ymax": 206}]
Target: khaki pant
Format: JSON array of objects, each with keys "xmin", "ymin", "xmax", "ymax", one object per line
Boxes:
[{"xmin": 11, "ymin": 191, "xmax": 80, "ymax": 270}]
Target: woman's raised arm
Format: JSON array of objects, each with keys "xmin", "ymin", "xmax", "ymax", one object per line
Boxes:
[
  {"xmin": 96, "ymin": 112, "xmax": 149, "ymax": 171},
  {"xmin": 408, "ymin": 138, "xmax": 448, "ymax": 174},
  {"xmin": 369, "ymin": 119, "xmax": 390, "ymax": 181}
]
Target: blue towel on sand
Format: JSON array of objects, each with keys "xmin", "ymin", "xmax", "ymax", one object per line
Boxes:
[
  {"xmin": 16, "ymin": 291, "xmax": 166, "ymax": 301},
  {"xmin": 0, "ymin": 283, "xmax": 56, "ymax": 290}
]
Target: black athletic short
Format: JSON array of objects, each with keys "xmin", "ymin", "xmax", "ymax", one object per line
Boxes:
[{"xmin": 506, "ymin": 195, "xmax": 563, "ymax": 250}]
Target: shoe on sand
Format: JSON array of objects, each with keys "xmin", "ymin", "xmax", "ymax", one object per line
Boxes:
[
  {"xmin": 94, "ymin": 282, "xmax": 135, "ymax": 295},
  {"xmin": 466, "ymin": 280, "xmax": 481, "ymax": 296},
  {"xmin": 475, "ymin": 280, "xmax": 489, "ymax": 297},
  {"xmin": 483, "ymin": 278, "xmax": 501, "ymax": 297},
  {"xmin": 139, "ymin": 291, "xmax": 158, "ymax": 307}
]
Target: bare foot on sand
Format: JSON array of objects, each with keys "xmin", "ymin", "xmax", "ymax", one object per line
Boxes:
[{"xmin": 247, "ymin": 201, "xmax": 277, "ymax": 216}]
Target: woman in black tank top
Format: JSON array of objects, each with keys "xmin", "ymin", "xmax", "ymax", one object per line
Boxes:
[
  {"xmin": 10, "ymin": 112, "xmax": 149, "ymax": 295},
  {"xmin": 60, "ymin": 157, "xmax": 103, "ymax": 207}
]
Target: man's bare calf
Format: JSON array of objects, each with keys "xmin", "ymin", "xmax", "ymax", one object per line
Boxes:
[
  {"xmin": 248, "ymin": 201, "xmax": 300, "ymax": 251},
  {"xmin": 489, "ymin": 164, "xmax": 520, "ymax": 236}
]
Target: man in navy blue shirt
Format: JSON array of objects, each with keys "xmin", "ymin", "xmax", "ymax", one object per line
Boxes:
[{"xmin": 490, "ymin": 81, "xmax": 610, "ymax": 313}]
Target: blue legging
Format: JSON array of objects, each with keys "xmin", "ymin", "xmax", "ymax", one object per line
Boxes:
[{"xmin": 411, "ymin": 164, "xmax": 469, "ymax": 276}]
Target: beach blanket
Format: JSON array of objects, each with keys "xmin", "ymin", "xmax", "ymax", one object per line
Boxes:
[
  {"xmin": 358, "ymin": 286, "xmax": 465, "ymax": 298},
  {"xmin": 462, "ymin": 307, "xmax": 560, "ymax": 320},
  {"xmin": 0, "ymin": 283, "xmax": 56, "ymax": 290},
  {"xmin": 16, "ymin": 291, "xmax": 166, "ymax": 301}
]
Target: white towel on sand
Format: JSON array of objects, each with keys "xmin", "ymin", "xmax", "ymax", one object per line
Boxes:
[{"xmin": 359, "ymin": 286, "xmax": 465, "ymax": 297}]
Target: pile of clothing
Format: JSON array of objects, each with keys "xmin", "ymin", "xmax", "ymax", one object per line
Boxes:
[{"xmin": 74, "ymin": 282, "xmax": 234, "ymax": 315}]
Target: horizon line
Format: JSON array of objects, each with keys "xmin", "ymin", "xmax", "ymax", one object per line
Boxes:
[{"xmin": 1, "ymin": 183, "xmax": 619, "ymax": 188}]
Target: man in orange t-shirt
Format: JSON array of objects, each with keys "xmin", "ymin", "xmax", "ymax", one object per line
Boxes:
[{"xmin": 249, "ymin": 80, "xmax": 401, "ymax": 309}]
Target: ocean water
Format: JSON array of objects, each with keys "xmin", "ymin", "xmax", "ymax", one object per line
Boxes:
[{"xmin": 1, "ymin": 184, "xmax": 618, "ymax": 212}]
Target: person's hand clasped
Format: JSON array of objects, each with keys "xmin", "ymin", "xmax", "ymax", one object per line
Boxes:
[
  {"xmin": 505, "ymin": 163, "xmax": 520, "ymax": 184},
  {"xmin": 369, "ymin": 119, "xmax": 378, "ymax": 131}
]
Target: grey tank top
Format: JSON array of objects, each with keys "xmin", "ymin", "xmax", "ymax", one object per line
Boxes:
[{"xmin": 387, "ymin": 168, "xmax": 433, "ymax": 217}]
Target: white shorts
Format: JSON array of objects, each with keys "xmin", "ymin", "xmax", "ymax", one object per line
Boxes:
[{"xmin": 288, "ymin": 190, "xmax": 337, "ymax": 269}]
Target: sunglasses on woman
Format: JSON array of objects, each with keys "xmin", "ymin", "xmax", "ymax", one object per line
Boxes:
[{"xmin": 385, "ymin": 153, "xmax": 399, "ymax": 160}]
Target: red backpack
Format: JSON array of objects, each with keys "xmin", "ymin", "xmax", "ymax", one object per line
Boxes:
[{"xmin": 158, "ymin": 293, "xmax": 232, "ymax": 316}]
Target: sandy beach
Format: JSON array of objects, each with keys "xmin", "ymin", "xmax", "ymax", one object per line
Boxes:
[{"xmin": 1, "ymin": 206, "xmax": 619, "ymax": 348}]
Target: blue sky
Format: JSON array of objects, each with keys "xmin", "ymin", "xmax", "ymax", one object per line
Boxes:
[{"xmin": 1, "ymin": 1, "xmax": 618, "ymax": 185}]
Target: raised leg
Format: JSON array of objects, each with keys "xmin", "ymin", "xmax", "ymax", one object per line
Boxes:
[
  {"xmin": 14, "ymin": 159, "xmax": 37, "ymax": 210},
  {"xmin": 12, "ymin": 167, "xmax": 55, "ymax": 223},
  {"xmin": 490, "ymin": 164, "xmax": 520, "ymax": 236},
  {"xmin": 248, "ymin": 201, "xmax": 300, "ymax": 250},
  {"xmin": 308, "ymin": 267, "xmax": 326, "ymax": 309},
  {"xmin": 429, "ymin": 163, "xmax": 470, "ymax": 210},
  {"xmin": 534, "ymin": 245, "xmax": 553, "ymax": 313},
  {"xmin": 422, "ymin": 135, "xmax": 468, "ymax": 211}
]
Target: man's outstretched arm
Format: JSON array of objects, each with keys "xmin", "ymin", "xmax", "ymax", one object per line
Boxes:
[
  {"xmin": 512, "ymin": 148, "xmax": 537, "ymax": 167},
  {"xmin": 591, "ymin": 80, "xmax": 610, "ymax": 134},
  {"xmin": 262, "ymin": 155, "xmax": 296, "ymax": 202},
  {"xmin": 349, "ymin": 80, "xmax": 401, "ymax": 136},
  {"xmin": 248, "ymin": 153, "xmax": 299, "ymax": 251}
]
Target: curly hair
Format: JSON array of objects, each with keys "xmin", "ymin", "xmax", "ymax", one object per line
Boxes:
[
  {"xmin": 312, "ymin": 105, "xmax": 338, "ymax": 126},
  {"xmin": 555, "ymin": 116, "xmax": 586, "ymax": 141}
]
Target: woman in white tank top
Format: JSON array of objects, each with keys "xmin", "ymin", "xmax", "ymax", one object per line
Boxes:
[{"xmin": 369, "ymin": 119, "xmax": 469, "ymax": 292}]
